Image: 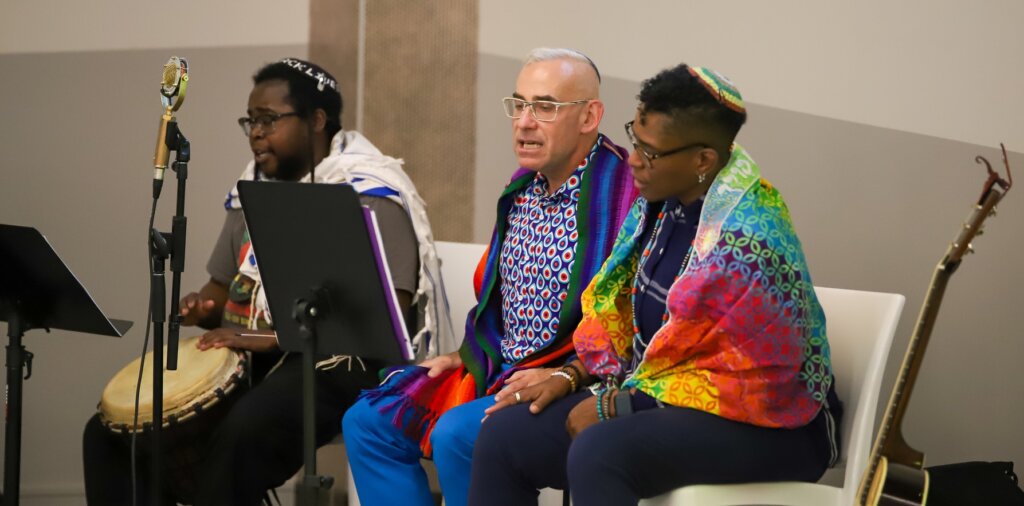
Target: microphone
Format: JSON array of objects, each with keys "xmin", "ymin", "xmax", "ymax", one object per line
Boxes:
[{"xmin": 153, "ymin": 57, "xmax": 189, "ymax": 187}]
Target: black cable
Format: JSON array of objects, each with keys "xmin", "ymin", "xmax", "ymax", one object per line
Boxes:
[{"xmin": 130, "ymin": 196, "xmax": 159, "ymax": 506}]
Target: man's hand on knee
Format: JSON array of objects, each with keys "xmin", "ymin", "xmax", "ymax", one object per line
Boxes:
[{"xmin": 420, "ymin": 351, "xmax": 463, "ymax": 378}]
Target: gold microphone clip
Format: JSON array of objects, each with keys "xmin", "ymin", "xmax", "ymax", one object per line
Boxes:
[
  {"xmin": 154, "ymin": 56, "xmax": 188, "ymax": 174},
  {"xmin": 160, "ymin": 56, "xmax": 189, "ymax": 112}
]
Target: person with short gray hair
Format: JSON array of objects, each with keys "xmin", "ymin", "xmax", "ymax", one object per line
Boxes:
[{"xmin": 343, "ymin": 48, "xmax": 638, "ymax": 506}]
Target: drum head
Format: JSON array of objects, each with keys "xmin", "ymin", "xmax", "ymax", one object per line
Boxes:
[{"xmin": 100, "ymin": 336, "xmax": 241, "ymax": 428}]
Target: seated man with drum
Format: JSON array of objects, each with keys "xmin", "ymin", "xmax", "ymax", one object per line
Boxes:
[{"xmin": 82, "ymin": 57, "xmax": 451, "ymax": 505}]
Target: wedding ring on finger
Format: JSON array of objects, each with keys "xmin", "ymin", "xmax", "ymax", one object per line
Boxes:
[{"xmin": 514, "ymin": 391, "xmax": 522, "ymax": 404}]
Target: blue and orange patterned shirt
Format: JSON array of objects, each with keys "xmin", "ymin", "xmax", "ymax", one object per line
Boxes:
[{"xmin": 498, "ymin": 160, "xmax": 587, "ymax": 362}]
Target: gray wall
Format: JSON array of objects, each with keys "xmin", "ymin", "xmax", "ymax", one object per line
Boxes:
[
  {"xmin": 478, "ymin": 2, "xmax": 1024, "ymax": 150},
  {"xmin": 741, "ymin": 102, "xmax": 1024, "ymax": 469},
  {"xmin": 475, "ymin": 53, "xmax": 1024, "ymax": 475}
]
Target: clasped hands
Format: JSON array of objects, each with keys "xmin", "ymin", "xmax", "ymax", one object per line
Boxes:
[{"xmin": 483, "ymin": 366, "xmax": 600, "ymax": 438}]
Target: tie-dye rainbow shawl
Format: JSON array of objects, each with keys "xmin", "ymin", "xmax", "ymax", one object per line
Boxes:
[
  {"xmin": 361, "ymin": 135, "xmax": 638, "ymax": 455},
  {"xmin": 574, "ymin": 145, "xmax": 831, "ymax": 428}
]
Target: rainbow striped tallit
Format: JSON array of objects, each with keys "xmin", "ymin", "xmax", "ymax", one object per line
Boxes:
[
  {"xmin": 574, "ymin": 144, "xmax": 832, "ymax": 428},
  {"xmin": 360, "ymin": 134, "xmax": 638, "ymax": 455}
]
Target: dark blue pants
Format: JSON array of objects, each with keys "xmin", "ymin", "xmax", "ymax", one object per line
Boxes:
[{"xmin": 469, "ymin": 391, "xmax": 837, "ymax": 506}]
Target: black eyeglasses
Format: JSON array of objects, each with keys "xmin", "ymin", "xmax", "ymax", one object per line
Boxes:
[
  {"xmin": 624, "ymin": 120, "xmax": 708, "ymax": 168},
  {"xmin": 237, "ymin": 111, "xmax": 300, "ymax": 136}
]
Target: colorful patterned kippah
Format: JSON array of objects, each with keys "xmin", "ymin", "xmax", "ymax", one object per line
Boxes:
[
  {"xmin": 280, "ymin": 57, "xmax": 339, "ymax": 93},
  {"xmin": 687, "ymin": 66, "xmax": 745, "ymax": 114}
]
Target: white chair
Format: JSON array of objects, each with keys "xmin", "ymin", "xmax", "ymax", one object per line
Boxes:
[
  {"xmin": 434, "ymin": 241, "xmax": 488, "ymax": 329},
  {"xmin": 639, "ymin": 286, "xmax": 905, "ymax": 506}
]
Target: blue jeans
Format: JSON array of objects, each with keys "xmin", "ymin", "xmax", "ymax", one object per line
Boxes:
[{"xmin": 343, "ymin": 393, "xmax": 496, "ymax": 506}]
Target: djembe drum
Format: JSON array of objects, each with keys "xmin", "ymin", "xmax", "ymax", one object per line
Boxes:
[{"xmin": 98, "ymin": 335, "xmax": 247, "ymax": 501}]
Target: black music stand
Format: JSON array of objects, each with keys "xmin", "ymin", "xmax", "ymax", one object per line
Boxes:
[
  {"xmin": 237, "ymin": 181, "xmax": 412, "ymax": 505},
  {"xmin": 0, "ymin": 224, "xmax": 132, "ymax": 506}
]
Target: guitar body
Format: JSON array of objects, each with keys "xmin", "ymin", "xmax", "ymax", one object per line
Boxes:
[{"xmin": 863, "ymin": 456, "xmax": 930, "ymax": 505}]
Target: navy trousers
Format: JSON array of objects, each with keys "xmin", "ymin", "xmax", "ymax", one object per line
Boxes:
[{"xmin": 469, "ymin": 391, "xmax": 838, "ymax": 506}]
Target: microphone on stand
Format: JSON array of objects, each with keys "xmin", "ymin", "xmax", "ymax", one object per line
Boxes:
[
  {"xmin": 153, "ymin": 56, "xmax": 189, "ymax": 199},
  {"xmin": 145, "ymin": 56, "xmax": 191, "ymax": 504}
]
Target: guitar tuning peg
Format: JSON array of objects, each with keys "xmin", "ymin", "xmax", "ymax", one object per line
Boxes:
[
  {"xmin": 976, "ymin": 227, "xmax": 985, "ymax": 236},
  {"xmin": 967, "ymin": 243, "xmax": 975, "ymax": 254},
  {"xmin": 989, "ymin": 208, "xmax": 998, "ymax": 218}
]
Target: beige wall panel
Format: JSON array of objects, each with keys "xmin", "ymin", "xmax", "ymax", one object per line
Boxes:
[
  {"xmin": 361, "ymin": 0, "xmax": 479, "ymax": 242},
  {"xmin": 309, "ymin": 0, "xmax": 361, "ymax": 133}
]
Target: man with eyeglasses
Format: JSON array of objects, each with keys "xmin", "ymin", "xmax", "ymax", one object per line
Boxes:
[
  {"xmin": 343, "ymin": 47, "xmax": 638, "ymax": 506},
  {"xmin": 82, "ymin": 57, "xmax": 450, "ymax": 505}
]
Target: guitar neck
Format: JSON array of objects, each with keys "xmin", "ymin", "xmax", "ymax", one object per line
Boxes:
[{"xmin": 873, "ymin": 265, "xmax": 951, "ymax": 467}]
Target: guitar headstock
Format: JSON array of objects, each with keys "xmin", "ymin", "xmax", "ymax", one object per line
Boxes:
[{"xmin": 945, "ymin": 143, "xmax": 1013, "ymax": 267}]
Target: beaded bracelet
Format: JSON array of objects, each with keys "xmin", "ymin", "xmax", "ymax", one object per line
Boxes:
[
  {"xmin": 562, "ymin": 364, "xmax": 580, "ymax": 384},
  {"xmin": 604, "ymin": 389, "xmax": 616, "ymax": 418},
  {"xmin": 565, "ymin": 366, "xmax": 582, "ymax": 391},
  {"xmin": 567, "ymin": 361, "xmax": 587, "ymax": 384},
  {"xmin": 595, "ymin": 389, "xmax": 607, "ymax": 421},
  {"xmin": 551, "ymin": 370, "xmax": 576, "ymax": 392}
]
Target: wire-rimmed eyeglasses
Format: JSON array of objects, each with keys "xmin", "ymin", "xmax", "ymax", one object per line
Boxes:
[
  {"xmin": 238, "ymin": 111, "xmax": 300, "ymax": 136},
  {"xmin": 502, "ymin": 97, "xmax": 591, "ymax": 122}
]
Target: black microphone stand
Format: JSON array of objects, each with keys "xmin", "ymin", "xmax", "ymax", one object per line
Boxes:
[
  {"xmin": 2, "ymin": 303, "xmax": 34, "ymax": 506},
  {"xmin": 292, "ymin": 291, "xmax": 335, "ymax": 505},
  {"xmin": 166, "ymin": 121, "xmax": 189, "ymax": 371},
  {"xmin": 148, "ymin": 119, "xmax": 189, "ymax": 504}
]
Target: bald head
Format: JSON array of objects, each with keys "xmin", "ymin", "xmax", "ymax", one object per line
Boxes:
[{"xmin": 523, "ymin": 48, "xmax": 601, "ymax": 99}]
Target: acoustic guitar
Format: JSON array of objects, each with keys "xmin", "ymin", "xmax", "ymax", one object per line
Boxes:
[{"xmin": 856, "ymin": 145, "xmax": 1013, "ymax": 505}]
